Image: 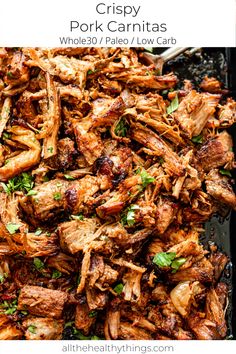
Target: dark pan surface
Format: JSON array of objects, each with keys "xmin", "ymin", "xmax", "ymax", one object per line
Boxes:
[{"xmin": 158, "ymin": 47, "xmax": 235, "ymax": 338}]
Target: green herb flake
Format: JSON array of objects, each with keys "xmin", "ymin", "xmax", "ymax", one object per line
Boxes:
[
  {"xmin": 21, "ymin": 310, "xmax": 28, "ymax": 315},
  {"xmin": 0, "ymin": 274, "xmax": 5, "ymax": 284},
  {"xmin": 2, "ymin": 132, "xmax": 11, "ymax": 139},
  {"xmin": 1, "ymin": 182, "xmax": 10, "ymax": 194},
  {"xmin": 52, "ymin": 269, "xmax": 62, "ymax": 279},
  {"xmin": 122, "ymin": 204, "xmax": 139, "ymax": 227},
  {"xmin": 171, "ymin": 257, "xmax": 186, "ymax": 273},
  {"xmin": 6, "ymin": 223, "xmax": 21, "ymax": 234},
  {"xmin": 88, "ymin": 310, "xmax": 97, "ymax": 318},
  {"xmin": 1, "ymin": 300, "xmax": 18, "ymax": 315},
  {"xmin": 7, "ymin": 72, "xmax": 13, "ymax": 79},
  {"xmin": 115, "ymin": 118, "xmax": 129, "ymax": 137},
  {"xmin": 219, "ymin": 169, "xmax": 232, "ymax": 177},
  {"xmin": 167, "ymin": 95, "xmax": 179, "ymax": 115},
  {"xmin": 113, "ymin": 283, "xmax": 124, "ymax": 295},
  {"xmin": 191, "ymin": 135, "xmax": 203, "ymax": 144},
  {"xmin": 71, "ymin": 214, "xmax": 84, "ymax": 221},
  {"xmin": 33, "ymin": 257, "xmax": 44, "ymax": 270},
  {"xmin": 28, "ymin": 325, "xmax": 37, "ymax": 334},
  {"xmin": 139, "ymin": 169, "xmax": 155, "ymax": 188},
  {"xmin": 153, "ymin": 252, "xmax": 176, "ymax": 268},
  {"xmin": 53, "ymin": 192, "xmax": 62, "ymax": 201},
  {"xmin": 64, "ymin": 174, "xmax": 75, "ymax": 180},
  {"xmin": 64, "ymin": 321, "xmax": 75, "ymax": 329},
  {"xmin": 35, "ymin": 228, "xmax": 42, "ymax": 236},
  {"xmin": 47, "ymin": 146, "xmax": 53, "ymax": 153},
  {"xmin": 2, "ymin": 172, "xmax": 34, "ymax": 194},
  {"xmin": 27, "ymin": 190, "xmax": 37, "ymax": 196}
]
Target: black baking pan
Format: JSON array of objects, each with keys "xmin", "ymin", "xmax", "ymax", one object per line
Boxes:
[{"xmin": 158, "ymin": 47, "xmax": 236, "ymax": 339}]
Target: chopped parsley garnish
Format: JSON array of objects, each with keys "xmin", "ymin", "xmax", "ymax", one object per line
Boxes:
[
  {"xmin": 121, "ymin": 204, "xmax": 139, "ymax": 227},
  {"xmin": 219, "ymin": 169, "xmax": 232, "ymax": 177},
  {"xmin": 0, "ymin": 274, "xmax": 7, "ymax": 284},
  {"xmin": 0, "ymin": 299, "xmax": 17, "ymax": 315},
  {"xmin": 167, "ymin": 95, "xmax": 179, "ymax": 115},
  {"xmin": 2, "ymin": 132, "xmax": 11, "ymax": 139},
  {"xmin": 64, "ymin": 174, "xmax": 75, "ymax": 180},
  {"xmin": 115, "ymin": 118, "xmax": 129, "ymax": 137},
  {"xmin": 139, "ymin": 169, "xmax": 155, "ymax": 188},
  {"xmin": 153, "ymin": 252, "xmax": 186, "ymax": 272},
  {"xmin": 171, "ymin": 257, "xmax": 187, "ymax": 273},
  {"xmin": 88, "ymin": 310, "xmax": 97, "ymax": 318},
  {"xmin": 6, "ymin": 223, "xmax": 21, "ymax": 234},
  {"xmin": 27, "ymin": 190, "xmax": 37, "ymax": 196},
  {"xmin": 52, "ymin": 269, "xmax": 62, "ymax": 279},
  {"xmin": 71, "ymin": 214, "xmax": 84, "ymax": 221},
  {"xmin": 153, "ymin": 252, "xmax": 176, "ymax": 267},
  {"xmin": 35, "ymin": 228, "xmax": 42, "ymax": 236},
  {"xmin": 33, "ymin": 257, "xmax": 44, "ymax": 270},
  {"xmin": 113, "ymin": 283, "xmax": 124, "ymax": 295},
  {"xmin": 191, "ymin": 135, "xmax": 203, "ymax": 144},
  {"xmin": 28, "ymin": 325, "xmax": 37, "ymax": 334},
  {"xmin": 7, "ymin": 72, "xmax": 13, "ymax": 79},
  {"xmin": 53, "ymin": 192, "xmax": 62, "ymax": 201},
  {"xmin": 1, "ymin": 172, "xmax": 34, "ymax": 195},
  {"xmin": 47, "ymin": 146, "xmax": 53, "ymax": 153}
]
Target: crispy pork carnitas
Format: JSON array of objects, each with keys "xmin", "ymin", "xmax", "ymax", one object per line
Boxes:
[{"xmin": 0, "ymin": 47, "xmax": 235, "ymax": 340}]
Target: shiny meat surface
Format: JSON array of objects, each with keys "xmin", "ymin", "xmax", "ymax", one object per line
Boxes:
[{"xmin": 0, "ymin": 47, "xmax": 235, "ymax": 341}]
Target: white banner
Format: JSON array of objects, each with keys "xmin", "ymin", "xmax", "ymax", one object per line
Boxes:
[
  {"xmin": 0, "ymin": 340, "xmax": 236, "ymax": 353},
  {"xmin": 0, "ymin": 0, "xmax": 235, "ymax": 47}
]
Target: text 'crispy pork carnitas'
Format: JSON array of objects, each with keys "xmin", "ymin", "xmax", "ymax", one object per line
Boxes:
[{"xmin": 0, "ymin": 47, "xmax": 235, "ymax": 340}]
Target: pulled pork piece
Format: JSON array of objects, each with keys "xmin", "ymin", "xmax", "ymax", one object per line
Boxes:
[
  {"xmin": 122, "ymin": 270, "xmax": 143, "ymax": 302},
  {"xmin": 41, "ymin": 73, "xmax": 61, "ymax": 159},
  {"xmin": 169, "ymin": 258, "xmax": 214, "ymax": 283},
  {"xmin": 205, "ymin": 288, "xmax": 227, "ymax": 338},
  {"xmin": 155, "ymin": 198, "xmax": 178, "ymax": 234},
  {"xmin": 20, "ymin": 179, "xmax": 69, "ymax": 221},
  {"xmin": 209, "ymin": 252, "xmax": 229, "ymax": 281},
  {"xmin": 205, "ymin": 169, "xmax": 236, "ymax": 210},
  {"xmin": 0, "ymin": 97, "xmax": 11, "ymax": 138},
  {"xmin": 92, "ymin": 96, "xmax": 125, "ymax": 128},
  {"xmin": 3, "ymin": 51, "xmax": 29, "ymax": 88},
  {"xmin": 196, "ymin": 131, "xmax": 234, "ymax": 172},
  {"xmin": 23, "ymin": 317, "xmax": 64, "ymax": 340},
  {"xmin": 173, "ymin": 91, "xmax": 220, "ymax": 138},
  {"xmin": 187, "ymin": 312, "xmax": 219, "ymax": 340},
  {"xmin": 0, "ymin": 126, "xmax": 41, "ymax": 181},
  {"xmin": 131, "ymin": 123, "xmax": 184, "ymax": 176},
  {"xmin": 218, "ymin": 98, "xmax": 236, "ymax": 127},
  {"xmin": 23, "ymin": 231, "xmax": 59, "ymax": 257},
  {"xmin": 105, "ymin": 304, "xmax": 121, "ymax": 340},
  {"xmin": 58, "ymin": 218, "xmax": 98, "ymax": 254},
  {"xmin": 47, "ymin": 138, "xmax": 75, "ymax": 170},
  {"xmin": 0, "ymin": 315, "xmax": 23, "ymax": 340},
  {"xmin": 17, "ymin": 285, "xmax": 68, "ymax": 318},
  {"xmin": 65, "ymin": 175, "xmax": 100, "ymax": 214},
  {"xmin": 88, "ymin": 255, "xmax": 118, "ymax": 290},
  {"xmin": 75, "ymin": 303, "xmax": 96, "ymax": 335},
  {"xmin": 118, "ymin": 321, "xmax": 152, "ymax": 340},
  {"xmin": 46, "ymin": 252, "xmax": 76, "ymax": 274},
  {"xmin": 86, "ymin": 287, "xmax": 108, "ymax": 310},
  {"xmin": 112, "ymin": 71, "xmax": 178, "ymax": 90},
  {"xmin": 200, "ymin": 76, "xmax": 224, "ymax": 93},
  {"xmin": 73, "ymin": 119, "xmax": 104, "ymax": 165},
  {"xmin": 170, "ymin": 281, "xmax": 205, "ymax": 317}
]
